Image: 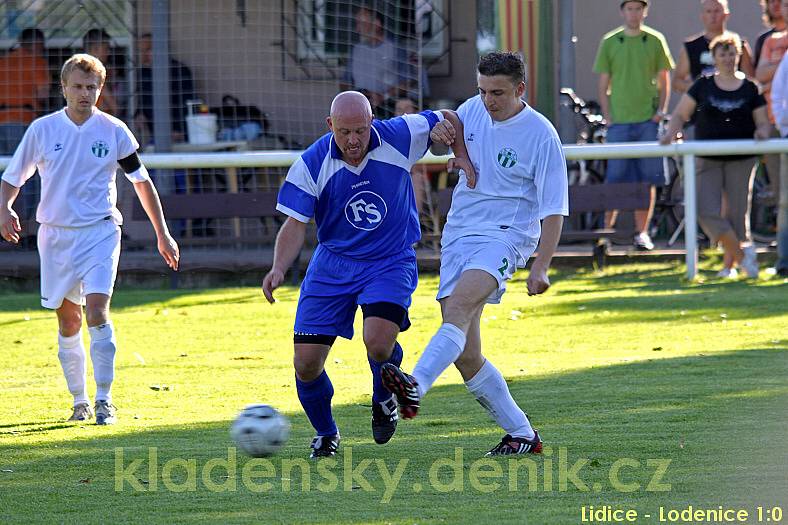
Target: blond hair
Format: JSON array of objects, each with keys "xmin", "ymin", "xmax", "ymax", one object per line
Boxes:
[
  {"xmin": 60, "ymin": 53, "xmax": 106, "ymax": 87},
  {"xmin": 709, "ymin": 32, "xmax": 742, "ymax": 55}
]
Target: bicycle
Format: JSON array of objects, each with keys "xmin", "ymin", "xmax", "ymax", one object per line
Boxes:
[
  {"xmin": 560, "ymin": 89, "xmax": 689, "ymax": 246},
  {"xmin": 751, "ymin": 161, "xmax": 778, "ymax": 245},
  {"xmin": 560, "ymin": 87, "xmax": 606, "ymax": 186}
]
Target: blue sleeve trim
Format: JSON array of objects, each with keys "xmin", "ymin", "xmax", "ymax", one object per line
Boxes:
[
  {"xmin": 278, "ymin": 180, "xmax": 316, "ymax": 220},
  {"xmin": 301, "ymin": 134, "xmax": 332, "ymax": 183},
  {"xmin": 373, "ymin": 118, "xmax": 411, "ymax": 158}
]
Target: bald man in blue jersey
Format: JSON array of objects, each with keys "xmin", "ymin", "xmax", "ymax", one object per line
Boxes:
[{"xmin": 263, "ymin": 91, "xmax": 473, "ymax": 458}]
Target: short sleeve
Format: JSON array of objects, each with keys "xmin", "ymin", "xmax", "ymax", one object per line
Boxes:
[
  {"xmin": 750, "ymin": 82, "xmax": 768, "ymax": 111},
  {"xmin": 1, "ymin": 124, "xmax": 40, "ymax": 188},
  {"xmin": 593, "ymin": 38, "xmax": 611, "ymax": 74},
  {"xmin": 115, "ymin": 121, "xmax": 140, "ymax": 159},
  {"xmin": 687, "ymin": 78, "xmax": 704, "ymax": 103},
  {"xmin": 456, "ymin": 98, "xmax": 472, "ymax": 122},
  {"xmin": 276, "ymin": 156, "xmax": 319, "ymax": 223},
  {"xmin": 534, "ymin": 137, "xmax": 569, "ymax": 219},
  {"xmin": 657, "ymin": 34, "xmax": 676, "ymax": 70}
]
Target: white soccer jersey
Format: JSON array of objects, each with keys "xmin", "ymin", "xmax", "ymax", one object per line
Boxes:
[
  {"xmin": 1, "ymin": 108, "xmax": 148, "ymax": 227},
  {"xmin": 445, "ymin": 95, "xmax": 569, "ymax": 265}
]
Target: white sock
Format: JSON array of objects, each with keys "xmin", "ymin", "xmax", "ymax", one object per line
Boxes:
[
  {"xmin": 89, "ymin": 323, "xmax": 116, "ymax": 403},
  {"xmin": 465, "ymin": 359, "xmax": 535, "ymax": 439},
  {"xmin": 58, "ymin": 332, "xmax": 89, "ymax": 406},
  {"xmin": 412, "ymin": 323, "xmax": 466, "ymax": 396}
]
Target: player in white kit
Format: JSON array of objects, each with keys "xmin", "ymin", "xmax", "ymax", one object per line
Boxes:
[
  {"xmin": 383, "ymin": 51, "xmax": 568, "ymax": 455},
  {"xmin": 0, "ymin": 54, "xmax": 179, "ymax": 424}
]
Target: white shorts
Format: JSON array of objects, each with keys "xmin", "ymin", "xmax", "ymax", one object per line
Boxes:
[
  {"xmin": 437, "ymin": 236, "xmax": 535, "ymax": 304},
  {"xmin": 38, "ymin": 220, "xmax": 121, "ymax": 310}
]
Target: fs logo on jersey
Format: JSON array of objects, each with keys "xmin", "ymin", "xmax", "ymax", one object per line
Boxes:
[
  {"xmin": 497, "ymin": 147, "xmax": 518, "ymax": 168},
  {"xmin": 345, "ymin": 191, "xmax": 387, "ymax": 231},
  {"xmin": 91, "ymin": 140, "xmax": 110, "ymax": 158}
]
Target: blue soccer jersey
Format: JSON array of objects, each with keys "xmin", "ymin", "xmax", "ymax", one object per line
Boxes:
[{"xmin": 276, "ymin": 111, "xmax": 442, "ymax": 260}]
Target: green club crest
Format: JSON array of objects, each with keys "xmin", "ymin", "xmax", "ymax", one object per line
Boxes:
[
  {"xmin": 497, "ymin": 147, "xmax": 517, "ymax": 168},
  {"xmin": 91, "ymin": 140, "xmax": 109, "ymax": 158}
]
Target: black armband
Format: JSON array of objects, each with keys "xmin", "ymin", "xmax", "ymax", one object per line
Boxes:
[
  {"xmin": 118, "ymin": 152, "xmax": 142, "ymax": 173},
  {"xmin": 118, "ymin": 152, "xmax": 149, "ymax": 181}
]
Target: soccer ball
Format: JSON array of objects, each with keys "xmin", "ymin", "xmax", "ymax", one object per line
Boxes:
[{"xmin": 230, "ymin": 404, "xmax": 290, "ymax": 457}]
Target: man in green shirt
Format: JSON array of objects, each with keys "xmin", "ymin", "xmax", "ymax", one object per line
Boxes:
[{"xmin": 594, "ymin": 0, "xmax": 675, "ymax": 250}]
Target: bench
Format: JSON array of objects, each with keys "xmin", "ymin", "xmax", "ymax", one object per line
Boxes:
[
  {"xmin": 561, "ymin": 182, "xmax": 652, "ymax": 268},
  {"xmin": 131, "ymin": 191, "xmax": 309, "ymax": 286},
  {"xmin": 429, "ymin": 182, "xmax": 652, "ymax": 269}
]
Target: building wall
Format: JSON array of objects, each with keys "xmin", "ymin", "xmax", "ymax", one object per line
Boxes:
[
  {"xmin": 133, "ymin": 0, "xmax": 768, "ymax": 143},
  {"xmin": 135, "ymin": 0, "xmax": 479, "ymax": 145},
  {"xmin": 427, "ymin": 0, "xmax": 480, "ymax": 106}
]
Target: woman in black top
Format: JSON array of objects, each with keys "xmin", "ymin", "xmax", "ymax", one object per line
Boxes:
[{"xmin": 662, "ymin": 33, "xmax": 771, "ymax": 279}]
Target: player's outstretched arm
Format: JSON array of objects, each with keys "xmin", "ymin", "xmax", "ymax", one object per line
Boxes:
[
  {"xmin": 0, "ymin": 181, "xmax": 22, "ymax": 244},
  {"xmin": 262, "ymin": 216, "xmax": 307, "ymax": 304},
  {"xmin": 132, "ymin": 179, "xmax": 180, "ymax": 271},
  {"xmin": 527, "ymin": 214, "xmax": 563, "ymax": 296},
  {"xmin": 438, "ymin": 110, "xmax": 477, "ymax": 188}
]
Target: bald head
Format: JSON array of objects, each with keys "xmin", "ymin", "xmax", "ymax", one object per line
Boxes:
[
  {"xmin": 701, "ymin": 0, "xmax": 729, "ymax": 13},
  {"xmin": 327, "ymin": 91, "xmax": 374, "ymax": 167},
  {"xmin": 330, "ymin": 91, "xmax": 373, "ymax": 120}
]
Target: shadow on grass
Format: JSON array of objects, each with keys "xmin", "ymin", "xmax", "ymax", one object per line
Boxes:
[
  {"xmin": 1, "ymin": 349, "xmax": 786, "ymax": 524},
  {"xmin": 546, "ymin": 289, "xmax": 787, "ymax": 324},
  {"xmin": 0, "ymin": 289, "xmax": 269, "ymax": 313},
  {"xmin": 548, "ymin": 264, "xmax": 786, "ymax": 296}
]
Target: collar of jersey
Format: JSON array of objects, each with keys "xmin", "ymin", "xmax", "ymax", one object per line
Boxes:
[
  {"xmin": 329, "ymin": 123, "xmax": 382, "ymax": 160},
  {"xmin": 491, "ymin": 102, "xmax": 531, "ymax": 127},
  {"xmin": 59, "ymin": 107, "xmax": 98, "ymax": 130}
]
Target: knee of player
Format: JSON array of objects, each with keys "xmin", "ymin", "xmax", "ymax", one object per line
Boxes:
[
  {"xmin": 364, "ymin": 342, "xmax": 393, "ymax": 363},
  {"xmin": 58, "ymin": 315, "xmax": 83, "ymax": 336},
  {"xmin": 293, "ymin": 354, "xmax": 324, "ymax": 381},
  {"xmin": 85, "ymin": 306, "xmax": 110, "ymax": 327},
  {"xmin": 363, "ymin": 335, "xmax": 397, "ymax": 362}
]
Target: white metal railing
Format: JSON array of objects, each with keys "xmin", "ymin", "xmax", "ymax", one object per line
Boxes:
[{"xmin": 3, "ymin": 139, "xmax": 788, "ymax": 279}]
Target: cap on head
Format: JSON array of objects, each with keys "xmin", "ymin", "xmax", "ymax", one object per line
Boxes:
[{"xmin": 620, "ymin": 0, "xmax": 648, "ymax": 7}]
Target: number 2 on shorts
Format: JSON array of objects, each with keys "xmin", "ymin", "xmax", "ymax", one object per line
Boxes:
[{"xmin": 497, "ymin": 257, "xmax": 509, "ymax": 277}]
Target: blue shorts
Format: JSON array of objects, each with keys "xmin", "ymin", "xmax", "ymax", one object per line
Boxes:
[
  {"xmin": 294, "ymin": 245, "xmax": 418, "ymax": 340},
  {"xmin": 606, "ymin": 120, "xmax": 667, "ymax": 186}
]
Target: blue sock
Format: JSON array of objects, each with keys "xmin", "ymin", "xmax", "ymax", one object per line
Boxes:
[
  {"xmin": 296, "ymin": 370, "xmax": 338, "ymax": 436},
  {"xmin": 368, "ymin": 342, "xmax": 404, "ymax": 404}
]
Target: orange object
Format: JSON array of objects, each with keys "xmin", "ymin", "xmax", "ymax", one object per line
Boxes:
[{"xmin": 0, "ymin": 47, "xmax": 50, "ymax": 125}]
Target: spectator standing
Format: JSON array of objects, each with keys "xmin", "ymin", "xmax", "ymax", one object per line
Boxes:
[
  {"xmin": 134, "ymin": 33, "xmax": 195, "ymax": 144},
  {"xmin": 755, "ymin": 1, "xmax": 788, "ymax": 235},
  {"xmin": 593, "ymin": 0, "xmax": 674, "ymax": 250},
  {"xmin": 769, "ymin": 50, "xmax": 788, "ymax": 277},
  {"xmin": 754, "ymin": 0, "xmax": 786, "ymax": 69},
  {"xmin": 673, "ymin": 0, "xmax": 754, "ymax": 95},
  {"xmin": 661, "ymin": 34, "xmax": 770, "ymax": 279},
  {"xmin": 756, "ymin": 2, "xmax": 788, "ymax": 122}
]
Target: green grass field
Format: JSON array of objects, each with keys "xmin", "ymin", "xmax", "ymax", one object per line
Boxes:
[{"xmin": 1, "ymin": 262, "xmax": 786, "ymax": 524}]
